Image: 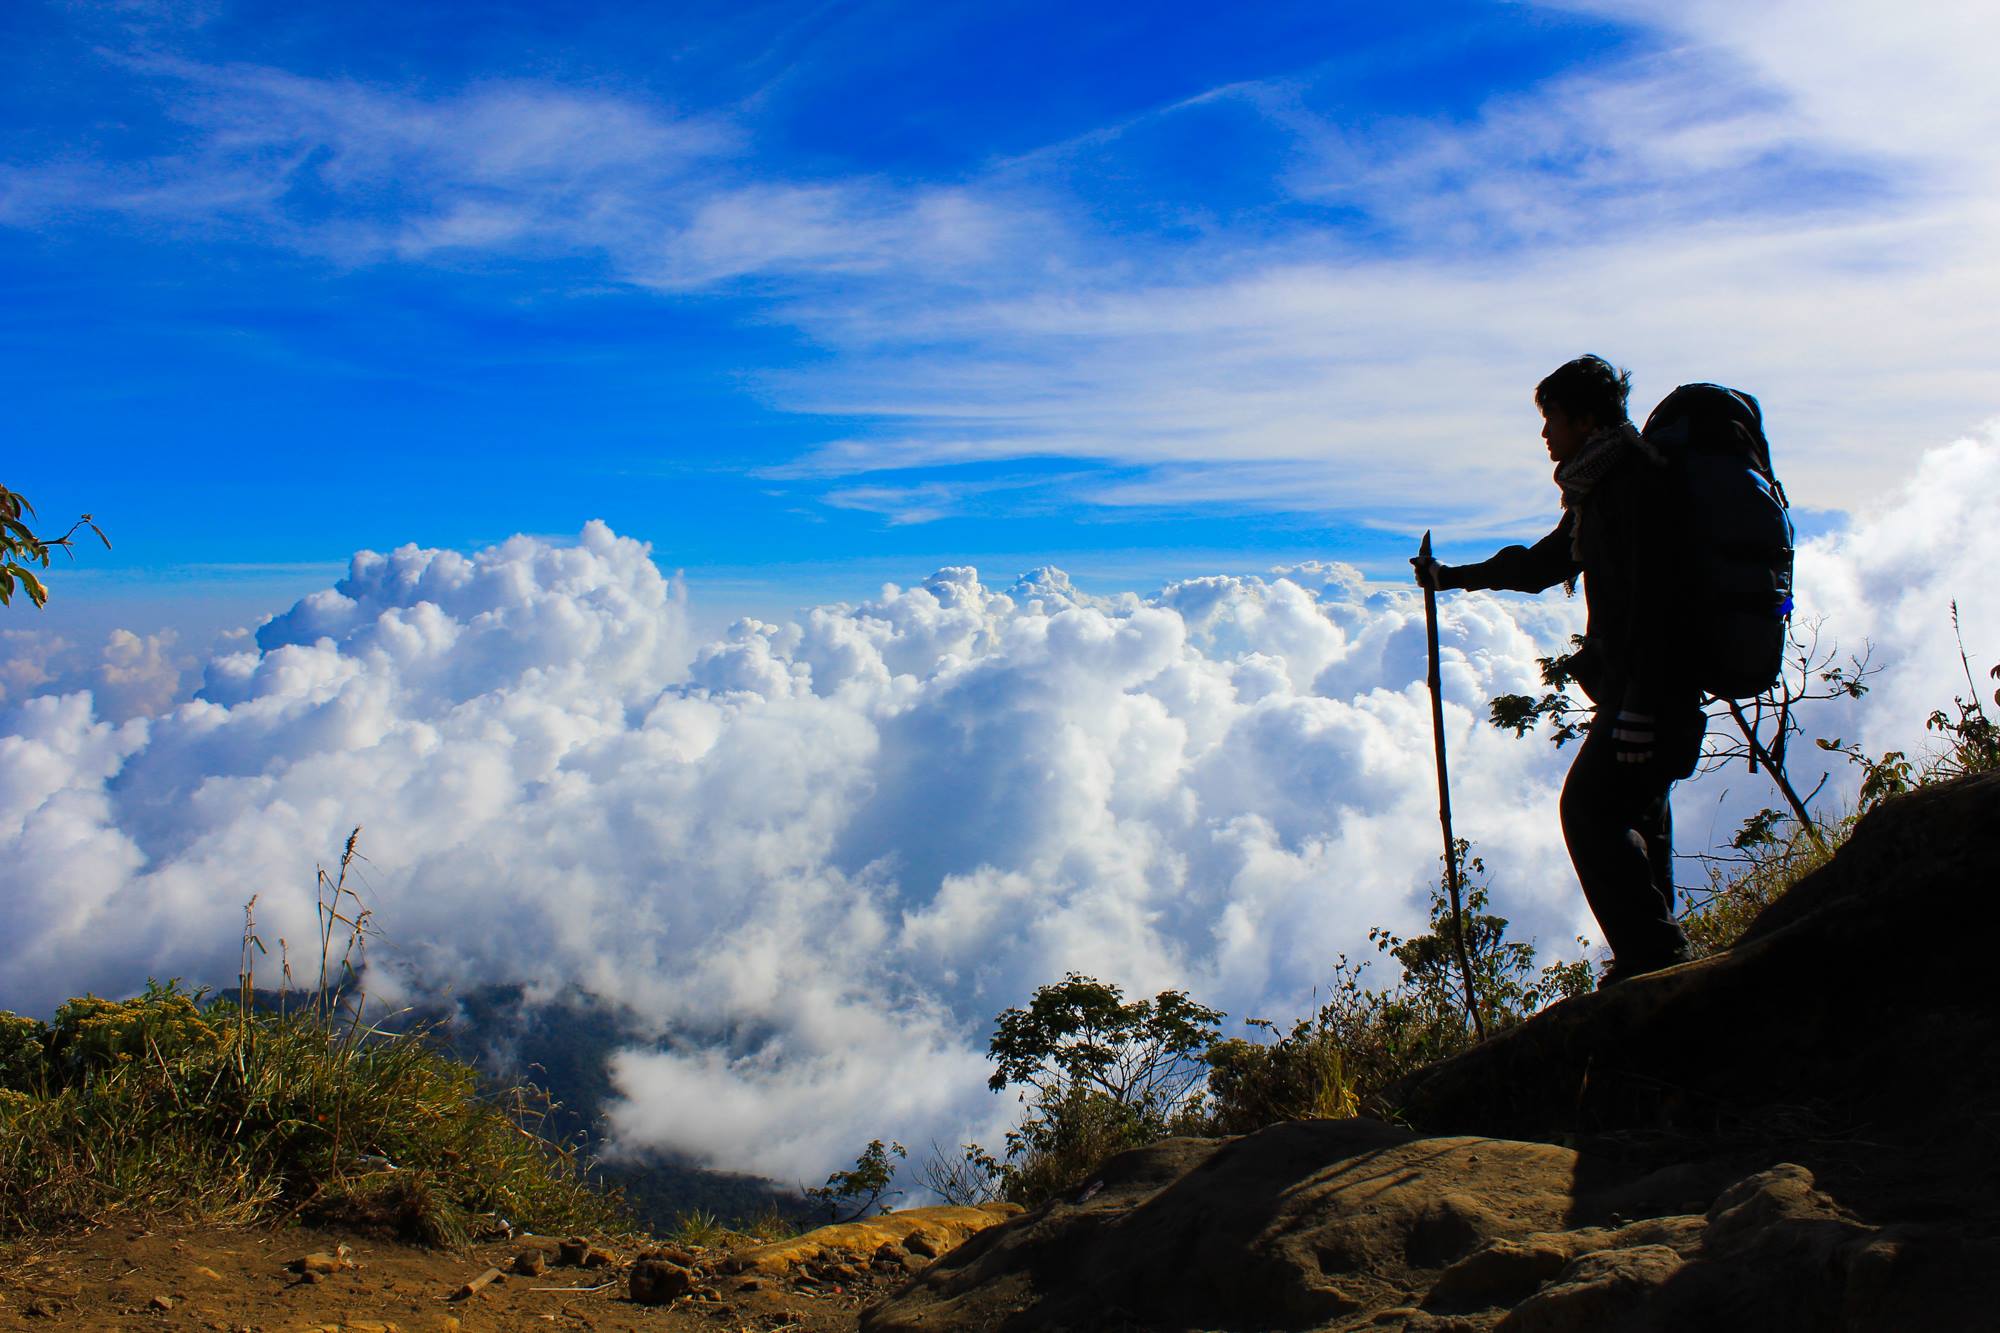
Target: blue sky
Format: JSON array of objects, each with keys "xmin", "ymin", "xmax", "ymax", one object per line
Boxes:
[
  {"xmin": 4, "ymin": 0, "xmax": 1996, "ymax": 637},
  {"xmin": 6, "ymin": 0, "xmax": 2000, "ymax": 1178}
]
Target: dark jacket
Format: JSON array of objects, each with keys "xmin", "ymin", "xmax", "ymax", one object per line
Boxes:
[{"xmin": 1442, "ymin": 450, "xmax": 1691, "ymax": 716}]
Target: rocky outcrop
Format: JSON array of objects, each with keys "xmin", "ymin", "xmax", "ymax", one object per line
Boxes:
[
  {"xmin": 1386, "ymin": 771, "xmax": 2000, "ymax": 1159},
  {"xmin": 861, "ymin": 1126, "xmax": 2000, "ymax": 1331},
  {"xmin": 724, "ymin": 1203, "xmax": 1023, "ymax": 1277},
  {"xmin": 866, "ymin": 774, "xmax": 2000, "ymax": 1331}
]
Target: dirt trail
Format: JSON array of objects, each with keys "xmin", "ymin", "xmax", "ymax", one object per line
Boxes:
[{"xmin": 0, "ymin": 1222, "xmax": 881, "ymax": 1332}]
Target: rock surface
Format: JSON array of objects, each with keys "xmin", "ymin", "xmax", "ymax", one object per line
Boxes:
[
  {"xmin": 860, "ymin": 1126, "xmax": 1968, "ymax": 1331},
  {"xmin": 724, "ymin": 1203, "xmax": 1022, "ymax": 1277},
  {"xmin": 866, "ymin": 774, "xmax": 2000, "ymax": 1331}
]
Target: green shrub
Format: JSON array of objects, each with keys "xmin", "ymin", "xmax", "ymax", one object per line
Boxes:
[
  {"xmin": 805, "ymin": 1138, "xmax": 907, "ymax": 1223},
  {"xmin": 994, "ymin": 1086, "xmax": 1169, "ymax": 1207},
  {"xmin": 666, "ymin": 1207, "xmax": 732, "ymax": 1246},
  {"xmin": 976, "ymin": 974, "xmax": 1222, "ymax": 1207},
  {"xmin": 0, "ymin": 989, "xmax": 627, "ymax": 1241},
  {"xmin": 0, "ymin": 1012, "xmax": 48, "ymax": 1093},
  {"xmin": 961, "ymin": 854, "xmax": 1595, "ymax": 1203},
  {"xmin": 1687, "ymin": 626, "xmax": 1997, "ymax": 956},
  {"xmin": 0, "ymin": 834, "xmax": 625, "ymax": 1242},
  {"xmin": 1204, "ymin": 1019, "xmax": 1358, "ymax": 1136},
  {"xmin": 1682, "ymin": 814, "xmax": 1839, "ymax": 958},
  {"xmin": 737, "ymin": 1203, "xmax": 802, "ymax": 1242},
  {"xmin": 45, "ymin": 979, "xmax": 224, "ymax": 1083}
]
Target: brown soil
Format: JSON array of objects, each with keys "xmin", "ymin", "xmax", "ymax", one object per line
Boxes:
[{"xmin": 0, "ymin": 1222, "xmax": 884, "ymax": 1333}]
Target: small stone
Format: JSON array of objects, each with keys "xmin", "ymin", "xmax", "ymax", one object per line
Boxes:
[
  {"xmin": 643, "ymin": 1244, "xmax": 700, "ymax": 1267},
  {"xmin": 735, "ymin": 1277, "xmax": 765, "ymax": 1292},
  {"xmin": 581, "ymin": 1245, "xmax": 619, "ymax": 1269},
  {"xmin": 149, "ymin": 1294, "xmax": 176, "ymax": 1311},
  {"xmin": 557, "ymin": 1237, "xmax": 591, "ymax": 1267},
  {"xmin": 511, "ymin": 1249, "xmax": 546, "ymax": 1277},
  {"xmin": 290, "ymin": 1251, "xmax": 350, "ymax": 1275},
  {"xmin": 193, "ymin": 1266, "xmax": 226, "ymax": 1281},
  {"xmin": 630, "ymin": 1258, "xmax": 694, "ymax": 1306},
  {"xmin": 903, "ymin": 1230, "xmax": 946, "ymax": 1259}
]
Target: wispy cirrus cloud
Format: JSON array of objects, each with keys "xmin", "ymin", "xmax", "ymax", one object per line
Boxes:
[
  {"xmin": 756, "ymin": 3, "xmax": 2000, "ymax": 526},
  {"xmin": 0, "ymin": 54, "xmax": 1045, "ymax": 289},
  {"xmin": 5, "ymin": 3, "xmax": 1995, "ymax": 536}
]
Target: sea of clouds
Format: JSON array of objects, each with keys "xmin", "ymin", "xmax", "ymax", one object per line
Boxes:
[{"xmin": 3, "ymin": 431, "xmax": 1996, "ymax": 1181}]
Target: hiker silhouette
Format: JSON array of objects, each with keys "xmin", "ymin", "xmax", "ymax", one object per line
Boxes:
[{"xmin": 1414, "ymin": 355, "xmax": 1698, "ymax": 986}]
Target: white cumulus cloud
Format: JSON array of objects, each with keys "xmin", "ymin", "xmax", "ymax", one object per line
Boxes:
[{"xmin": 3, "ymin": 434, "xmax": 1997, "ymax": 1182}]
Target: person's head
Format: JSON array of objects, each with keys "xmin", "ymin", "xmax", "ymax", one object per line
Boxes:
[{"xmin": 1535, "ymin": 354, "xmax": 1632, "ymax": 464}]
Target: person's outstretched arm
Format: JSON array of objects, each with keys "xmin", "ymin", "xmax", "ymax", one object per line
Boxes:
[{"xmin": 1417, "ymin": 515, "xmax": 1579, "ymax": 593}]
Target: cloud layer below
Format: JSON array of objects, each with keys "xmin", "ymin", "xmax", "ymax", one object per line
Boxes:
[{"xmin": 4, "ymin": 432, "xmax": 1997, "ymax": 1179}]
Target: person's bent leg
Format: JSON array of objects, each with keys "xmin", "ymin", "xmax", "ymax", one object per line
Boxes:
[
  {"xmin": 1638, "ymin": 789, "xmax": 1690, "ymax": 963},
  {"xmin": 1642, "ymin": 704, "xmax": 1707, "ymax": 962},
  {"xmin": 1560, "ymin": 716, "xmax": 1688, "ymax": 971}
]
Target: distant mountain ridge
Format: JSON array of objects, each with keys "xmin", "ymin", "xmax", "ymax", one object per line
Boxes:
[
  {"xmin": 416, "ymin": 983, "xmax": 818, "ymax": 1234},
  {"xmin": 229, "ymin": 980, "xmax": 814, "ymax": 1235}
]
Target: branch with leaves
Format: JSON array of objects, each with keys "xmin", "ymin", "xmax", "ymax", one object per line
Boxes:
[
  {"xmin": 1487, "ymin": 619, "xmax": 1876, "ymax": 850},
  {"xmin": 805, "ymin": 1139, "xmax": 907, "ymax": 1224},
  {"xmin": 1815, "ymin": 602, "xmax": 1999, "ymax": 811},
  {"xmin": 1, "ymin": 484, "xmax": 109, "ymax": 609}
]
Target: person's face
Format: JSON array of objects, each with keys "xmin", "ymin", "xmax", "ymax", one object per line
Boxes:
[{"xmin": 1540, "ymin": 404, "xmax": 1596, "ymax": 465}]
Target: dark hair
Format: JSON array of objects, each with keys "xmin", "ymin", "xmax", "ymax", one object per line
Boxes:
[{"xmin": 1535, "ymin": 355, "xmax": 1632, "ymax": 425}]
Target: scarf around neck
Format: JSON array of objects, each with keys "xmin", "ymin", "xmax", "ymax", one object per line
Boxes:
[{"xmin": 1554, "ymin": 420, "xmax": 1660, "ymax": 560}]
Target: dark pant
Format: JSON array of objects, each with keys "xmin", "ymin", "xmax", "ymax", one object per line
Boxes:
[{"xmin": 1559, "ymin": 704, "xmax": 1705, "ymax": 965}]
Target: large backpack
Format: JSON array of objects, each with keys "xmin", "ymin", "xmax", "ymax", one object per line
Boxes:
[{"xmin": 1640, "ymin": 383, "xmax": 1796, "ymax": 700}]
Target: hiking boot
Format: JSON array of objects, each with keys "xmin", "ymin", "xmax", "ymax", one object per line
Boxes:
[{"xmin": 1598, "ymin": 947, "xmax": 1693, "ymax": 989}]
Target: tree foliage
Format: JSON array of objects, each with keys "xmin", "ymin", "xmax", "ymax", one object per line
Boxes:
[
  {"xmin": 805, "ymin": 1138, "xmax": 906, "ymax": 1224},
  {"xmin": 0, "ymin": 485, "xmax": 107, "ymax": 609},
  {"xmin": 1369, "ymin": 844, "xmax": 1596, "ymax": 1039},
  {"xmin": 968, "ymin": 865, "xmax": 1594, "ymax": 1203},
  {"xmin": 986, "ymin": 973, "xmax": 1223, "ymax": 1118},
  {"xmin": 975, "ymin": 975, "xmax": 1223, "ymax": 1206}
]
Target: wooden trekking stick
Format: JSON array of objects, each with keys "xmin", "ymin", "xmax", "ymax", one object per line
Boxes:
[{"xmin": 1419, "ymin": 532, "xmax": 1487, "ymax": 1042}]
